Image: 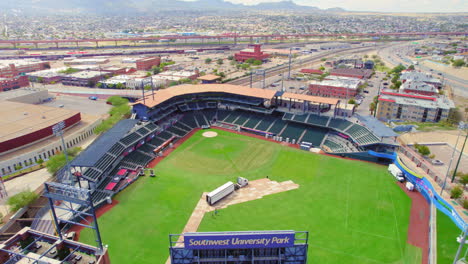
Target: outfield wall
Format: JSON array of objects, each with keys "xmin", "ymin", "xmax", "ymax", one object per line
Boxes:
[{"xmin": 394, "ymin": 156, "xmax": 468, "ymax": 231}]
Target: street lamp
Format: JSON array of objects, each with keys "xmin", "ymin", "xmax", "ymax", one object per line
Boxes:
[{"xmin": 52, "ymin": 121, "xmax": 72, "ymax": 185}]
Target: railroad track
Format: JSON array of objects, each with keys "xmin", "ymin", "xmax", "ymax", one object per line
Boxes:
[{"xmin": 228, "ymin": 45, "xmax": 385, "ymax": 86}]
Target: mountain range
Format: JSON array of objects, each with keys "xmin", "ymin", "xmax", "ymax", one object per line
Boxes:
[{"xmin": 2, "ymin": 0, "xmax": 346, "ymax": 14}]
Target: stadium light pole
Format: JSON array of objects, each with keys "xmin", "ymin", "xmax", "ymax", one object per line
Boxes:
[
  {"xmin": 52, "ymin": 121, "xmax": 72, "ymax": 185},
  {"xmin": 451, "ymin": 130, "xmax": 468, "ymax": 183},
  {"xmin": 440, "ymin": 123, "xmax": 463, "ymax": 195},
  {"xmin": 288, "ymin": 47, "xmax": 292, "ymax": 79},
  {"xmin": 453, "ymin": 227, "xmax": 468, "ymax": 264}
]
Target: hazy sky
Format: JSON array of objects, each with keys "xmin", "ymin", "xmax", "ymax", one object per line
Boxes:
[{"xmin": 198, "ymin": 0, "xmax": 468, "ymax": 12}]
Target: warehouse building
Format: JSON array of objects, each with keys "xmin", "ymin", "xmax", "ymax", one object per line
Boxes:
[{"xmin": 308, "ymin": 78, "xmax": 361, "ymax": 99}]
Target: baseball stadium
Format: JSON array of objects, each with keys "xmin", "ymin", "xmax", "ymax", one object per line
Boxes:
[{"xmin": 2, "ymin": 84, "xmax": 466, "ymax": 264}]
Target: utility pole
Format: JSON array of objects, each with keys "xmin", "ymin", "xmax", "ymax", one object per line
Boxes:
[{"xmin": 250, "ymin": 71, "xmax": 253, "ymax": 88}]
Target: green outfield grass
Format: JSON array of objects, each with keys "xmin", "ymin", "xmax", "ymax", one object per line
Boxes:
[
  {"xmin": 80, "ymin": 129, "xmax": 417, "ymax": 264},
  {"xmin": 437, "ymin": 210, "xmax": 467, "ymax": 264}
]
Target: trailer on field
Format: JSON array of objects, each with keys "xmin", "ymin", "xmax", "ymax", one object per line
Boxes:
[{"xmin": 206, "ymin": 181, "xmax": 235, "ymax": 205}]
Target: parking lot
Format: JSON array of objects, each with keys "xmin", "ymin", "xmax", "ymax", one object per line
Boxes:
[{"xmin": 42, "ymin": 94, "xmax": 112, "ymax": 116}]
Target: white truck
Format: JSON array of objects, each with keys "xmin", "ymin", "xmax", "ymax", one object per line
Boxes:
[
  {"xmin": 206, "ymin": 181, "xmax": 235, "ymax": 205},
  {"xmin": 388, "ymin": 164, "xmax": 405, "ymax": 182}
]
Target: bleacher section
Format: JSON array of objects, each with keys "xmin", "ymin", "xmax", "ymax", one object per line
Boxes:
[
  {"xmin": 328, "ymin": 118, "xmax": 353, "ymax": 132},
  {"xmin": 267, "ymin": 119, "xmax": 288, "ymax": 134},
  {"xmin": 255, "ymin": 115, "xmax": 277, "ymax": 131},
  {"xmin": 323, "ymin": 140, "xmax": 347, "ymax": 153},
  {"xmin": 243, "ymin": 113, "xmax": 264, "ymax": 129},
  {"xmin": 300, "ymin": 127, "xmax": 328, "ymax": 146},
  {"xmin": 279, "ymin": 123, "xmax": 306, "ymax": 142},
  {"xmin": 306, "ymin": 114, "xmax": 330, "ymax": 127}
]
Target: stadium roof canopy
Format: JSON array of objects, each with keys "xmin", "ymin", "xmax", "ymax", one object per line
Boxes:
[
  {"xmin": 134, "ymin": 84, "xmax": 339, "ymax": 108},
  {"xmin": 280, "ymin": 92, "xmax": 340, "ymax": 105},
  {"xmin": 356, "ymin": 114, "xmax": 398, "ymax": 138},
  {"xmin": 134, "ymin": 84, "xmax": 276, "ymax": 108},
  {"xmin": 71, "ymin": 119, "xmax": 138, "ymax": 167}
]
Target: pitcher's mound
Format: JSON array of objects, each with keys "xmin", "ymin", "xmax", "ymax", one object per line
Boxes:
[{"xmin": 202, "ymin": 131, "xmax": 218, "ymax": 138}]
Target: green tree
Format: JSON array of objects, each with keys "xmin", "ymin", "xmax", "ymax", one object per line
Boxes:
[
  {"xmin": 321, "ymin": 58, "xmax": 327, "ymax": 61},
  {"xmin": 252, "ymin": 60, "xmax": 262, "ymax": 66},
  {"xmin": 152, "ymin": 66, "xmax": 161, "ymax": 75},
  {"xmin": 36, "ymin": 158, "xmax": 44, "ymax": 168},
  {"xmin": 414, "ymin": 143, "xmax": 430, "ymax": 156},
  {"xmin": 369, "ymin": 102, "xmax": 376, "ymax": 115},
  {"xmin": 96, "ymin": 83, "xmax": 103, "ymax": 88},
  {"xmin": 227, "ymin": 55, "xmax": 234, "ymax": 60},
  {"xmin": 7, "ymin": 191, "xmax": 39, "ymax": 212},
  {"xmin": 371, "ymin": 54, "xmax": 378, "ymax": 59},
  {"xmin": 408, "ymin": 65, "xmax": 415, "ymax": 70},
  {"xmin": 450, "ymin": 185, "xmax": 463, "ymax": 199},
  {"xmin": 217, "ymin": 59, "xmax": 224, "ymax": 65},
  {"xmin": 245, "ymin": 58, "xmax": 255, "ymax": 64},
  {"xmin": 37, "ymin": 77, "xmax": 44, "ymax": 83},
  {"xmin": 115, "ymin": 83, "xmax": 124, "ymax": 89},
  {"xmin": 463, "ymin": 199, "xmax": 468, "ymax": 210},
  {"xmin": 205, "ymin": 58, "xmax": 212, "ymax": 64},
  {"xmin": 319, "ymin": 66, "xmax": 325, "ymax": 71},
  {"xmin": 363, "ymin": 54, "xmax": 369, "ymax": 59},
  {"xmin": 168, "ymin": 81, "xmax": 178, "ymax": 87},
  {"xmin": 144, "ymin": 84, "xmax": 152, "ymax": 91},
  {"xmin": 458, "ymin": 173, "xmax": 468, "ymax": 187},
  {"xmin": 453, "ymin": 59, "xmax": 466, "ymax": 67},
  {"xmin": 348, "ymin": 98, "xmax": 356, "ymax": 104}
]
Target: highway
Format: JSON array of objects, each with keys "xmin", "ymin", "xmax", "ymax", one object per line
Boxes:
[{"xmin": 378, "ymin": 44, "xmax": 468, "ymax": 98}]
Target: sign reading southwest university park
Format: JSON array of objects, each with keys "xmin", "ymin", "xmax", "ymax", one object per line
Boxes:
[{"xmin": 184, "ymin": 231, "xmax": 296, "ymax": 250}]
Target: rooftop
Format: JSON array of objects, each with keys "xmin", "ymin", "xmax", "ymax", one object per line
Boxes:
[
  {"xmin": 309, "ymin": 78, "xmax": 361, "ymax": 90},
  {"xmin": 379, "ymin": 91, "xmax": 454, "ymax": 110},
  {"xmin": 65, "ymin": 70, "xmax": 106, "ymax": 79},
  {"xmin": 400, "ymin": 71, "xmax": 442, "ymax": 84},
  {"xmin": 401, "ymin": 81, "xmax": 438, "ymax": 93},
  {"xmin": 0, "ymin": 101, "xmax": 80, "ymax": 144},
  {"xmin": 0, "ymin": 59, "xmax": 45, "ymax": 69},
  {"xmin": 197, "ymin": 74, "xmax": 221, "ymax": 81}
]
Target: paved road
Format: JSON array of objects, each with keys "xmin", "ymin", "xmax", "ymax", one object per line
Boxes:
[{"xmin": 378, "ymin": 44, "xmax": 468, "ymax": 98}]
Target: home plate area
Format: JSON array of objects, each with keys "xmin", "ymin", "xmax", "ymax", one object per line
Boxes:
[{"xmin": 202, "ymin": 131, "xmax": 218, "ymax": 138}]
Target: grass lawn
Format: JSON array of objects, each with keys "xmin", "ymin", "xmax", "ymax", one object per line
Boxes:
[
  {"xmin": 437, "ymin": 210, "xmax": 467, "ymax": 263},
  {"xmin": 80, "ymin": 129, "xmax": 417, "ymax": 264}
]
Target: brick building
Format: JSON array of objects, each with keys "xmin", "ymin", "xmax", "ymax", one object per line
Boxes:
[
  {"xmin": 0, "ymin": 76, "xmax": 29, "ymax": 92},
  {"xmin": 62, "ymin": 71, "xmax": 109, "ymax": 87},
  {"xmin": 234, "ymin": 44, "xmax": 270, "ymax": 62},
  {"xmin": 0, "ymin": 60, "xmax": 51, "ymax": 78},
  {"xmin": 400, "ymin": 71, "xmax": 443, "ymax": 89},
  {"xmin": 308, "ymin": 78, "xmax": 361, "ymax": 99},
  {"xmin": 136, "ymin": 57, "xmax": 161, "ymax": 71}
]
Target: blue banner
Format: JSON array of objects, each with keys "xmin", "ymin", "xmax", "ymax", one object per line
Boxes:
[
  {"xmin": 184, "ymin": 232, "xmax": 295, "ymax": 249},
  {"xmin": 395, "ymin": 156, "xmax": 468, "ymax": 231}
]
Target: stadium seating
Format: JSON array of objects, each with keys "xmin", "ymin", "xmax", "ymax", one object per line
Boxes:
[
  {"xmin": 328, "ymin": 118, "xmax": 353, "ymax": 132},
  {"xmin": 323, "ymin": 139, "xmax": 347, "ymax": 153},
  {"xmin": 233, "ymin": 112, "xmax": 250, "ymax": 126},
  {"xmin": 157, "ymin": 131, "xmax": 173, "ymax": 141},
  {"xmin": 255, "ymin": 115, "xmax": 277, "ymax": 131},
  {"xmin": 282, "ymin": 113, "xmax": 294, "ymax": 120},
  {"xmin": 292, "ymin": 114, "xmax": 308, "ymax": 123},
  {"xmin": 120, "ymin": 132, "xmax": 141, "ymax": 146},
  {"xmin": 167, "ymin": 126, "xmax": 187, "ymax": 137},
  {"xmin": 306, "ymin": 114, "xmax": 330, "ymax": 127},
  {"xmin": 194, "ymin": 112, "xmax": 209, "ymax": 127},
  {"xmin": 179, "ymin": 112, "xmax": 197, "ymax": 129},
  {"xmin": 108, "ymin": 143, "xmax": 126, "ymax": 156},
  {"xmin": 267, "ymin": 119, "xmax": 288, "ymax": 134},
  {"xmin": 215, "ymin": 109, "xmax": 231, "ymax": 121},
  {"xmin": 224, "ymin": 111, "xmax": 241, "ymax": 123},
  {"xmin": 201, "ymin": 109, "xmax": 216, "ymax": 123},
  {"xmin": 243, "ymin": 113, "xmax": 264, "ymax": 129},
  {"xmin": 300, "ymin": 127, "xmax": 328, "ymax": 146},
  {"xmin": 279, "ymin": 123, "xmax": 306, "ymax": 141},
  {"xmin": 94, "ymin": 153, "xmax": 116, "ymax": 171}
]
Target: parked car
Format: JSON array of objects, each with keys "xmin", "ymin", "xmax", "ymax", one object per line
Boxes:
[
  {"xmin": 364, "ymin": 90, "xmax": 369, "ymax": 93},
  {"xmin": 88, "ymin": 96, "xmax": 98, "ymax": 100},
  {"xmin": 431, "ymin": 160, "xmax": 444, "ymax": 166}
]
